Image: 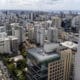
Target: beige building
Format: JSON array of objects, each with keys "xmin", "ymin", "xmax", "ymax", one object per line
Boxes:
[
  {"xmin": 48, "ymin": 49, "xmax": 72, "ymax": 80},
  {"xmin": 51, "ymin": 16, "xmax": 61, "ymax": 28}
]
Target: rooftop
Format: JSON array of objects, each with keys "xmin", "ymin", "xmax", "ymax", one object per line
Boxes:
[
  {"xmin": 44, "ymin": 43, "xmax": 59, "ymax": 53},
  {"xmin": 8, "ymin": 36, "xmax": 18, "ymax": 40},
  {"xmin": 10, "ymin": 55, "xmax": 24, "ymax": 62},
  {"xmin": 28, "ymin": 48, "xmax": 60, "ymax": 63},
  {"xmin": 0, "ymin": 36, "xmax": 18, "ymax": 41},
  {"xmin": 60, "ymin": 41, "xmax": 78, "ymax": 49}
]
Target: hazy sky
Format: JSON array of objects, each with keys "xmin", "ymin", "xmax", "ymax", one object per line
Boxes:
[{"xmin": 0, "ymin": 0, "xmax": 80, "ymax": 11}]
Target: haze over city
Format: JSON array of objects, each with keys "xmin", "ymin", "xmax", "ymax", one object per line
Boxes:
[
  {"xmin": 0, "ymin": 0, "xmax": 80, "ymax": 80},
  {"xmin": 0, "ymin": 0, "xmax": 80, "ymax": 11}
]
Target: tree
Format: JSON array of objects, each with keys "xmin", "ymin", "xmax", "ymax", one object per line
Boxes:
[
  {"xmin": 17, "ymin": 60, "xmax": 26, "ymax": 70},
  {"xmin": 7, "ymin": 63, "xmax": 15, "ymax": 72},
  {"xmin": 21, "ymin": 49, "xmax": 27, "ymax": 58}
]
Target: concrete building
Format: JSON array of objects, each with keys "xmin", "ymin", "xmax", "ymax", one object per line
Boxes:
[
  {"xmin": 60, "ymin": 41, "xmax": 78, "ymax": 80},
  {"xmin": 48, "ymin": 27, "xmax": 58, "ymax": 42},
  {"xmin": 0, "ymin": 25, "xmax": 18, "ymax": 54},
  {"xmin": 74, "ymin": 31, "xmax": 80, "ymax": 80},
  {"xmin": 60, "ymin": 41, "xmax": 77, "ymax": 49},
  {"xmin": 44, "ymin": 43, "xmax": 59, "ymax": 53},
  {"xmin": 10, "ymin": 55, "xmax": 24, "ymax": 62},
  {"xmin": 0, "ymin": 37, "xmax": 11, "ymax": 53},
  {"xmin": 34, "ymin": 24, "xmax": 40, "ymax": 43},
  {"xmin": 51, "ymin": 16, "xmax": 61, "ymax": 28},
  {"xmin": 71, "ymin": 16, "xmax": 80, "ymax": 32},
  {"xmin": 27, "ymin": 43, "xmax": 73, "ymax": 80},
  {"xmin": 39, "ymin": 28, "xmax": 45, "ymax": 46},
  {"xmin": 14, "ymin": 26, "xmax": 26, "ymax": 43},
  {"xmin": 28, "ymin": 27, "xmax": 34, "ymax": 42},
  {"xmin": 61, "ymin": 49, "xmax": 72, "ymax": 80},
  {"xmin": 48, "ymin": 49, "xmax": 73, "ymax": 80},
  {"xmin": 0, "ymin": 36, "xmax": 18, "ymax": 54},
  {"xmin": 11, "ymin": 23, "xmax": 26, "ymax": 43},
  {"xmin": 8, "ymin": 36, "xmax": 18, "ymax": 53},
  {"xmin": 0, "ymin": 26, "xmax": 7, "ymax": 38},
  {"xmin": 34, "ymin": 24, "xmax": 45, "ymax": 46},
  {"xmin": 27, "ymin": 47, "xmax": 60, "ymax": 80}
]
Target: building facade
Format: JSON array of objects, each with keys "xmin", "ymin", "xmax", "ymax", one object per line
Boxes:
[{"xmin": 48, "ymin": 49, "xmax": 72, "ymax": 80}]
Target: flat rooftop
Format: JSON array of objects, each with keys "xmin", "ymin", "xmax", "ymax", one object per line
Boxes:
[
  {"xmin": 44, "ymin": 43, "xmax": 60, "ymax": 53},
  {"xmin": 28, "ymin": 48, "xmax": 60, "ymax": 63},
  {"xmin": 0, "ymin": 36, "xmax": 18, "ymax": 41},
  {"xmin": 10, "ymin": 55, "xmax": 24, "ymax": 62},
  {"xmin": 60, "ymin": 41, "xmax": 78, "ymax": 49}
]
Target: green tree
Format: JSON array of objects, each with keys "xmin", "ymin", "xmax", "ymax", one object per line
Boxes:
[
  {"xmin": 7, "ymin": 63, "xmax": 15, "ymax": 71},
  {"xmin": 17, "ymin": 60, "xmax": 26, "ymax": 70}
]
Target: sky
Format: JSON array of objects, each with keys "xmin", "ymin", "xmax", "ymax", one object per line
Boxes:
[{"xmin": 0, "ymin": 0, "xmax": 80, "ymax": 11}]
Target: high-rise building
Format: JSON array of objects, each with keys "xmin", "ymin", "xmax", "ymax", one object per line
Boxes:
[
  {"xmin": 0, "ymin": 25, "xmax": 18, "ymax": 54},
  {"xmin": 34, "ymin": 24, "xmax": 40, "ymax": 43},
  {"xmin": 8, "ymin": 36, "xmax": 18, "ymax": 53},
  {"xmin": 0, "ymin": 36, "xmax": 18, "ymax": 54},
  {"xmin": 48, "ymin": 49, "xmax": 72, "ymax": 80},
  {"xmin": 27, "ymin": 47, "xmax": 60, "ymax": 80},
  {"xmin": 48, "ymin": 27, "xmax": 58, "ymax": 43},
  {"xmin": 26, "ymin": 43, "xmax": 72, "ymax": 80},
  {"xmin": 51, "ymin": 16, "xmax": 61, "ymax": 28},
  {"xmin": 60, "ymin": 41, "xmax": 78, "ymax": 80},
  {"xmin": 0, "ymin": 37, "xmax": 11, "ymax": 53},
  {"xmin": 39, "ymin": 28, "xmax": 45, "ymax": 46},
  {"xmin": 0, "ymin": 26, "xmax": 7, "ymax": 38},
  {"xmin": 61, "ymin": 49, "xmax": 72, "ymax": 80},
  {"xmin": 46, "ymin": 20, "xmax": 52, "ymax": 28},
  {"xmin": 11, "ymin": 23, "xmax": 26, "ymax": 43},
  {"xmin": 33, "ymin": 24, "xmax": 45, "ymax": 46},
  {"xmin": 71, "ymin": 16, "xmax": 80, "ymax": 33},
  {"xmin": 28, "ymin": 27, "xmax": 34, "ymax": 42},
  {"xmin": 29, "ymin": 12, "xmax": 34, "ymax": 21},
  {"xmin": 74, "ymin": 31, "xmax": 80, "ymax": 80}
]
